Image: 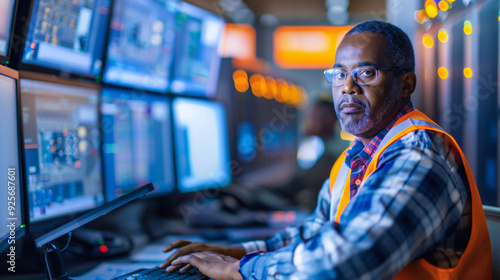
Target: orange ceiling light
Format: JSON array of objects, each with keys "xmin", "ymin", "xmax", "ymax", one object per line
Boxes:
[
  {"xmin": 438, "ymin": 29, "xmax": 449, "ymax": 43},
  {"xmin": 438, "ymin": 0, "xmax": 450, "ymax": 11},
  {"xmin": 425, "ymin": 0, "xmax": 439, "ymax": 18},
  {"xmin": 422, "ymin": 34, "xmax": 434, "ymax": 49},
  {"xmin": 250, "ymin": 74, "xmax": 265, "ymax": 97},
  {"xmin": 463, "ymin": 20, "xmax": 472, "ymax": 35},
  {"xmin": 219, "ymin": 24, "xmax": 256, "ymax": 60},
  {"xmin": 265, "ymin": 76, "xmax": 280, "ymax": 102},
  {"xmin": 463, "ymin": 67, "xmax": 473, "ymax": 78},
  {"xmin": 273, "ymin": 25, "xmax": 353, "ymax": 69},
  {"xmin": 438, "ymin": 67, "xmax": 449, "ymax": 79},
  {"xmin": 233, "ymin": 70, "xmax": 249, "ymax": 93}
]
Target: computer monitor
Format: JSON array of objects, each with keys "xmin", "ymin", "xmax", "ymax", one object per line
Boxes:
[
  {"xmin": 20, "ymin": 73, "xmax": 104, "ymax": 228},
  {"xmin": 102, "ymin": 0, "xmax": 177, "ymax": 93},
  {"xmin": 22, "ymin": 0, "xmax": 111, "ymax": 76},
  {"xmin": 0, "ymin": 0, "xmax": 16, "ymax": 60},
  {"xmin": 170, "ymin": 2, "xmax": 224, "ymax": 97},
  {"xmin": 172, "ymin": 97, "xmax": 231, "ymax": 192},
  {"xmin": 101, "ymin": 87, "xmax": 175, "ymax": 201},
  {"xmin": 0, "ymin": 65, "xmax": 25, "ymax": 253}
]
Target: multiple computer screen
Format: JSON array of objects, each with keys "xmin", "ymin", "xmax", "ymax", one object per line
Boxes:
[{"xmin": 0, "ymin": 0, "xmax": 232, "ymax": 253}]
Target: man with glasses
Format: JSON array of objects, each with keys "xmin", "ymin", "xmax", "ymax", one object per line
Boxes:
[{"xmin": 161, "ymin": 21, "xmax": 491, "ymax": 280}]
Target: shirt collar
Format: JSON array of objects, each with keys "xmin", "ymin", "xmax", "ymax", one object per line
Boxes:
[{"xmin": 344, "ymin": 102, "xmax": 415, "ymax": 167}]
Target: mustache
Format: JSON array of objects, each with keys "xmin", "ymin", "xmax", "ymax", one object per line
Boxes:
[{"xmin": 337, "ymin": 97, "xmax": 366, "ymax": 110}]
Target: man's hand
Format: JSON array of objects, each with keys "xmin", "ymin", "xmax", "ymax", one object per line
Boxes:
[
  {"xmin": 160, "ymin": 239, "xmax": 246, "ymax": 269},
  {"xmin": 167, "ymin": 252, "xmax": 243, "ymax": 280}
]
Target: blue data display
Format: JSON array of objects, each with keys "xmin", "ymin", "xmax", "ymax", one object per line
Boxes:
[
  {"xmin": 170, "ymin": 2, "xmax": 224, "ymax": 98},
  {"xmin": 173, "ymin": 98, "xmax": 231, "ymax": 192},
  {"xmin": 101, "ymin": 87, "xmax": 175, "ymax": 201},
  {"xmin": 103, "ymin": 0, "xmax": 177, "ymax": 93},
  {"xmin": 20, "ymin": 79, "xmax": 104, "ymax": 223},
  {"xmin": 22, "ymin": 0, "xmax": 110, "ymax": 76},
  {"xmin": 0, "ymin": 0, "xmax": 16, "ymax": 57}
]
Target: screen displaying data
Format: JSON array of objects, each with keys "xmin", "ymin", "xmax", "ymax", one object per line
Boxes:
[
  {"xmin": 0, "ymin": 0, "xmax": 16, "ymax": 57},
  {"xmin": 22, "ymin": 0, "xmax": 110, "ymax": 76},
  {"xmin": 0, "ymin": 70, "xmax": 24, "ymax": 252},
  {"xmin": 101, "ymin": 87, "xmax": 175, "ymax": 201},
  {"xmin": 173, "ymin": 98, "xmax": 231, "ymax": 192},
  {"xmin": 170, "ymin": 2, "xmax": 224, "ymax": 97},
  {"xmin": 20, "ymin": 78, "xmax": 103, "ymax": 223},
  {"xmin": 103, "ymin": 0, "xmax": 177, "ymax": 92}
]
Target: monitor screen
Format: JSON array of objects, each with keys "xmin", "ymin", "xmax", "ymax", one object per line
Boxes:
[
  {"xmin": 0, "ymin": 0, "xmax": 16, "ymax": 57},
  {"xmin": 102, "ymin": 0, "xmax": 177, "ymax": 93},
  {"xmin": 173, "ymin": 97, "xmax": 231, "ymax": 192},
  {"xmin": 0, "ymin": 66, "xmax": 25, "ymax": 253},
  {"xmin": 20, "ymin": 76, "xmax": 104, "ymax": 224},
  {"xmin": 22, "ymin": 0, "xmax": 111, "ymax": 76},
  {"xmin": 170, "ymin": 2, "xmax": 224, "ymax": 97},
  {"xmin": 101, "ymin": 87, "xmax": 175, "ymax": 201}
]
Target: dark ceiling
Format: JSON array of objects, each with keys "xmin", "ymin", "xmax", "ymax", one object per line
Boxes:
[{"xmin": 184, "ymin": 0, "xmax": 387, "ymax": 22}]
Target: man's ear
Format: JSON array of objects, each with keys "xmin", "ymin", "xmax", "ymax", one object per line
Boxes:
[{"xmin": 401, "ymin": 72, "xmax": 417, "ymax": 99}]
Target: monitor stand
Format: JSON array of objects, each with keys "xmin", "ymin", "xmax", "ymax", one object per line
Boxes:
[{"xmin": 37, "ymin": 183, "xmax": 154, "ymax": 280}]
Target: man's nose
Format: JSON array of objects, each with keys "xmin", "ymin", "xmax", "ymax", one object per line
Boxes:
[{"xmin": 342, "ymin": 73, "xmax": 360, "ymax": 95}]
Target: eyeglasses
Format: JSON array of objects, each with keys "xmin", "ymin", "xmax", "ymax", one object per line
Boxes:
[{"xmin": 324, "ymin": 66, "xmax": 406, "ymax": 86}]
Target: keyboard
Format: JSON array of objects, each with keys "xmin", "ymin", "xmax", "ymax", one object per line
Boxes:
[{"xmin": 112, "ymin": 266, "xmax": 209, "ymax": 280}]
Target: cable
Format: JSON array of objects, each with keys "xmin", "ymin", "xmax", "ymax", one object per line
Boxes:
[{"xmin": 59, "ymin": 232, "xmax": 72, "ymax": 252}]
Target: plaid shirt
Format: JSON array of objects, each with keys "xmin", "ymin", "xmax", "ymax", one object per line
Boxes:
[{"xmin": 240, "ymin": 102, "xmax": 471, "ymax": 279}]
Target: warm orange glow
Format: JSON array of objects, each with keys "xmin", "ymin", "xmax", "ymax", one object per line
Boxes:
[
  {"xmin": 414, "ymin": 11, "xmax": 424, "ymax": 24},
  {"xmin": 233, "ymin": 70, "xmax": 249, "ymax": 93},
  {"xmin": 277, "ymin": 79, "xmax": 290, "ymax": 103},
  {"xmin": 296, "ymin": 86, "xmax": 309, "ymax": 109},
  {"xmin": 219, "ymin": 24, "xmax": 256, "ymax": 60},
  {"xmin": 438, "ymin": 29, "xmax": 448, "ymax": 43},
  {"xmin": 463, "ymin": 21, "xmax": 472, "ymax": 35},
  {"xmin": 250, "ymin": 74, "xmax": 266, "ymax": 98},
  {"xmin": 288, "ymin": 84, "xmax": 301, "ymax": 105},
  {"xmin": 422, "ymin": 34, "xmax": 434, "ymax": 49},
  {"xmin": 265, "ymin": 76, "xmax": 280, "ymax": 102},
  {"xmin": 438, "ymin": 0, "xmax": 449, "ymax": 11},
  {"xmin": 419, "ymin": 10, "xmax": 428, "ymax": 22},
  {"xmin": 463, "ymin": 67, "xmax": 473, "ymax": 78},
  {"xmin": 273, "ymin": 25, "xmax": 353, "ymax": 69},
  {"xmin": 438, "ymin": 67, "xmax": 449, "ymax": 79},
  {"xmin": 425, "ymin": 0, "xmax": 439, "ymax": 18}
]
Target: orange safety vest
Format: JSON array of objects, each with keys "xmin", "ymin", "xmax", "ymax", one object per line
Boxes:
[{"xmin": 328, "ymin": 110, "xmax": 492, "ymax": 279}]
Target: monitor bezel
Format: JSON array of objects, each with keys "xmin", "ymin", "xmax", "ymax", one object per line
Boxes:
[
  {"xmin": 171, "ymin": 96, "xmax": 232, "ymax": 193},
  {"xmin": 19, "ymin": 71, "xmax": 104, "ymax": 233},
  {"xmin": 0, "ymin": 64, "xmax": 26, "ymax": 253}
]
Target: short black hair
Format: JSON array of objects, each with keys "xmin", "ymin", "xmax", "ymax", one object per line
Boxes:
[{"xmin": 346, "ymin": 20, "xmax": 415, "ymax": 73}]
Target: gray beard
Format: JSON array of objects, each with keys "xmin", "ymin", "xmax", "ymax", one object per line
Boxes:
[{"xmin": 337, "ymin": 80, "xmax": 403, "ymax": 140}]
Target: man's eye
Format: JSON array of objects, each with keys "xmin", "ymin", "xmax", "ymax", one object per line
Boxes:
[
  {"xmin": 359, "ymin": 69, "xmax": 375, "ymax": 77},
  {"xmin": 334, "ymin": 72, "xmax": 346, "ymax": 79}
]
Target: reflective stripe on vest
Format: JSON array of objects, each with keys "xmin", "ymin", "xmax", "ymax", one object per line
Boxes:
[{"xmin": 328, "ymin": 110, "xmax": 491, "ymax": 279}]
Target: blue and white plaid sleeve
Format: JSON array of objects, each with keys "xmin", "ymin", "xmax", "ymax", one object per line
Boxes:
[
  {"xmin": 239, "ymin": 131, "xmax": 468, "ymax": 280},
  {"xmin": 241, "ymin": 179, "xmax": 332, "ymax": 253}
]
